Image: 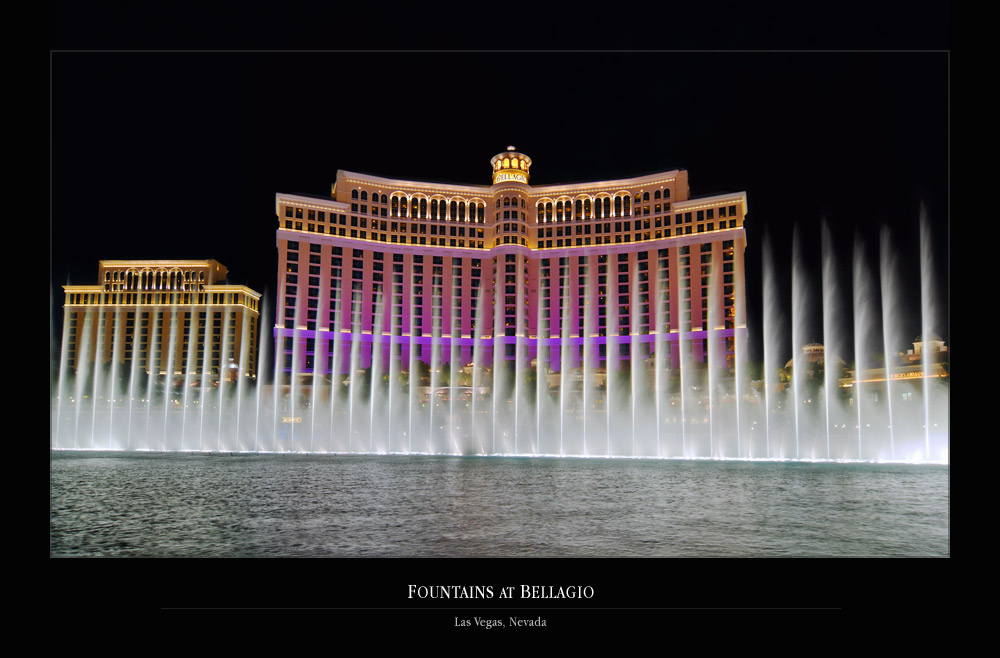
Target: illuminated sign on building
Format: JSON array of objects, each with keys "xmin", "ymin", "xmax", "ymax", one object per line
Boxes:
[{"xmin": 493, "ymin": 171, "xmax": 528, "ymax": 184}]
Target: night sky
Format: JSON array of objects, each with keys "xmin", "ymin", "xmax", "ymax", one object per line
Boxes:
[{"xmin": 51, "ymin": 50, "xmax": 948, "ymax": 367}]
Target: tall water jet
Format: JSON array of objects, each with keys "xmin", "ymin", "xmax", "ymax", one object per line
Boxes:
[
  {"xmin": 449, "ymin": 280, "xmax": 460, "ymax": 455},
  {"xmin": 254, "ymin": 295, "xmax": 271, "ymax": 452},
  {"xmin": 89, "ymin": 302, "xmax": 108, "ymax": 449},
  {"xmin": 71, "ymin": 308, "xmax": 93, "ymax": 449},
  {"xmin": 180, "ymin": 307, "xmax": 197, "ymax": 450},
  {"xmin": 654, "ymin": 259, "xmax": 665, "ymax": 458},
  {"xmin": 582, "ymin": 274, "xmax": 595, "ymax": 457},
  {"xmin": 535, "ymin": 272, "xmax": 545, "ymax": 455},
  {"xmin": 162, "ymin": 306, "xmax": 180, "ymax": 451},
  {"xmin": 106, "ymin": 305, "xmax": 125, "ymax": 450},
  {"xmin": 470, "ymin": 280, "xmax": 485, "ymax": 454},
  {"xmin": 54, "ymin": 289, "xmax": 67, "ymax": 449},
  {"xmin": 732, "ymin": 229, "xmax": 747, "ymax": 460},
  {"xmin": 309, "ymin": 282, "xmax": 330, "ymax": 453},
  {"xmin": 820, "ymin": 221, "xmax": 841, "ymax": 460},
  {"xmin": 630, "ymin": 258, "xmax": 641, "ymax": 457},
  {"xmin": 514, "ymin": 254, "xmax": 527, "ymax": 454},
  {"xmin": 199, "ymin": 304, "xmax": 213, "ymax": 451},
  {"xmin": 762, "ymin": 232, "xmax": 781, "ymax": 459},
  {"xmin": 428, "ymin": 294, "xmax": 440, "ymax": 454},
  {"xmin": 271, "ymin": 308, "xmax": 282, "ymax": 453},
  {"xmin": 144, "ymin": 305, "xmax": 160, "ymax": 451},
  {"xmin": 790, "ymin": 227, "xmax": 805, "ymax": 459},
  {"xmin": 706, "ymin": 248, "xmax": 721, "ymax": 459},
  {"xmin": 733, "ymin": 286, "xmax": 744, "ymax": 459},
  {"xmin": 387, "ymin": 287, "xmax": 403, "ymax": 455},
  {"xmin": 491, "ymin": 272, "xmax": 501, "ymax": 455},
  {"xmin": 879, "ymin": 225, "xmax": 899, "ymax": 461},
  {"xmin": 852, "ymin": 232, "xmax": 877, "ymax": 461},
  {"xmin": 607, "ymin": 288, "xmax": 618, "ymax": 457},
  {"xmin": 235, "ymin": 309, "xmax": 251, "ymax": 452},
  {"xmin": 125, "ymin": 299, "xmax": 142, "ymax": 451},
  {"xmin": 560, "ymin": 259, "xmax": 573, "ymax": 456},
  {"xmin": 407, "ymin": 274, "xmax": 417, "ymax": 454},
  {"xmin": 215, "ymin": 307, "xmax": 233, "ymax": 451},
  {"xmin": 369, "ymin": 288, "xmax": 384, "ymax": 454}
]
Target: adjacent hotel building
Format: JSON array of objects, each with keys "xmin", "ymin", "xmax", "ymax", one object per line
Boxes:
[
  {"xmin": 61, "ymin": 260, "xmax": 261, "ymax": 380},
  {"xmin": 275, "ymin": 148, "xmax": 748, "ymax": 376}
]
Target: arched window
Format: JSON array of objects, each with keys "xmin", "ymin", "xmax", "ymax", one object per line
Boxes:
[
  {"xmin": 352, "ymin": 189, "xmax": 359, "ymax": 199},
  {"xmin": 603, "ymin": 198, "xmax": 611, "ymax": 217},
  {"xmin": 584, "ymin": 199, "xmax": 591, "ymax": 218},
  {"xmin": 459, "ymin": 201, "xmax": 466, "ymax": 220},
  {"xmin": 575, "ymin": 199, "xmax": 582, "ymax": 217},
  {"xmin": 614, "ymin": 196, "xmax": 622, "ymax": 217},
  {"xmin": 431, "ymin": 199, "xmax": 438, "ymax": 218},
  {"xmin": 546, "ymin": 203, "xmax": 553, "ymax": 221},
  {"xmin": 654, "ymin": 190, "xmax": 662, "ymax": 199},
  {"xmin": 624, "ymin": 196, "xmax": 631, "ymax": 215},
  {"xmin": 360, "ymin": 190, "xmax": 368, "ymax": 201},
  {"xmin": 643, "ymin": 191, "xmax": 649, "ymax": 201},
  {"xmin": 381, "ymin": 194, "xmax": 387, "ymax": 204},
  {"xmin": 451, "ymin": 200, "xmax": 458, "ymax": 219},
  {"xmin": 663, "ymin": 188, "xmax": 671, "ymax": 199},
  {"xmin": 391, "ymin": 197, "xmax": 399, "ymax": 216},
  {"xmin": 419, "ymin": 198, "xmax": 427, "ymax": 217}
]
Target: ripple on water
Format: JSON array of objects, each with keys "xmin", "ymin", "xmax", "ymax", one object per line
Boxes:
[{"xmin": 50, "ymin": 452, "xmax": 948, "ymax": 557}]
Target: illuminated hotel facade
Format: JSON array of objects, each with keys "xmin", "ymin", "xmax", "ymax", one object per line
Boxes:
[
  {"xmin": 61, "ymin": 260, "xmax": 261, "ymax": 379},
  {"xmin": 275, "ymin": 148, "xmax": 747, "ymax": 377}
]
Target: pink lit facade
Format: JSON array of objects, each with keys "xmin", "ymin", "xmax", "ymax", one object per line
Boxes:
[{"xmin": 274, "ymin": 149, "xmax": 748, "ymax": 376}]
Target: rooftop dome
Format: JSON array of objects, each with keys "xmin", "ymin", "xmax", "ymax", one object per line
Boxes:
[{"xmin": 490, "ymin": 147, "xmax": 532, "ymax": 184}]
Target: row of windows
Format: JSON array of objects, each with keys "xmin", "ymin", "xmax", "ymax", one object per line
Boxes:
[
  {"xmin": 283, "ymin": 245, "xmax": 733, "ymax": 275},
  {"xmin": 350, "ymin": 190, "xmax": 386, "ymax": 202},
  {"xmin": 536, "ymin": 200, "xmax": 738, "ymax": 224},
  {"xmin": 283, "ymin": 221, "xmax": 488, "ymax": 248},
  {"xmin": 102, "ymin": 268, "xmax": 209, "ymax": 292},
  {"xmin": 349, "ymin": 190, "xmax": 489, "ymax": 220},
  {"xmin": 279, "ymin": 335, "xmax": 737, "ymax": 371},
  {"xmin": 65, "ymin": 291, "xmax": 258, "ymax": 310},
  {"xmin": 285, "ymin": 199, "xmax": 737, "ymax": 227},
  {"xmin": 283, "ymin": 222, "xmax": 736, "ymax": 253},
  {"xmin": 283, "ymin": 202, "xmax": 740, "ymax": 247}
]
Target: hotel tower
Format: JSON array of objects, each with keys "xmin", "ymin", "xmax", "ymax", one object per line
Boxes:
[
  {"xmin": 275, "ymin": 148, "xmax": 748, "ymax": 379},
  {"xmin": 61, "ymin": 260, "xmax": 261, "ymax": 379}
]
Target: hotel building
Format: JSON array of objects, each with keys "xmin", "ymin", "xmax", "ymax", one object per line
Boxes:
[
  {"xmin": 61, "ymin": 260, "xmax": 261, "ymax": 379},
  {"xmin": 275, "ymin": 148, "xmax": 748, "ymax": 377}
]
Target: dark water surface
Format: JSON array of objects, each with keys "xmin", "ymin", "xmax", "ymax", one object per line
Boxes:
[{"xmin": 50, "ymin": 451, "xmax": 948, "ymax": 557}]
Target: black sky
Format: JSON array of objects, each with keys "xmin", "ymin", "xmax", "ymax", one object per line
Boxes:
[{"xmin": 51, "ymin": 49, "xmax": 948, "ymax": 364}]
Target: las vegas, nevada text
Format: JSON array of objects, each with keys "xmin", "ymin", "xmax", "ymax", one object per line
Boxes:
[{"xmin": 408, "ymin": 585, "xmax": 594, "ymax": 600}]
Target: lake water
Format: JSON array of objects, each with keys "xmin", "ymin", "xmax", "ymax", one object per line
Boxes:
[{"xmin": 49, "ymin": 451, "xmax": 948, "ymax": 557}]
